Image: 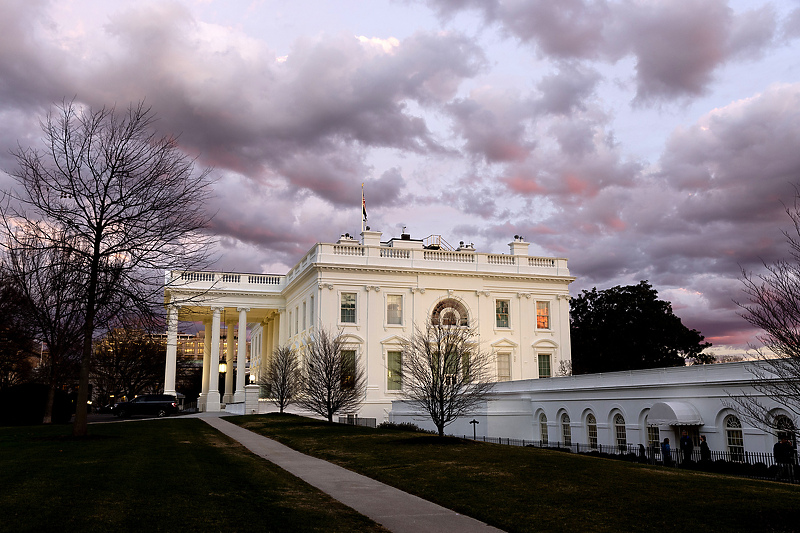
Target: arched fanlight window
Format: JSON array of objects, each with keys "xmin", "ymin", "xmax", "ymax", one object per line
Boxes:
[
  {"xmin": 540, "ymin": 413, "xmax": 548, "ymax": 444},
  {"xmin": 561, "ymin": 413, "xmax": 572, "ymax": 446},
  {"xmin": 614, "ymin": 413, "xmax": 627, "ymax": 450},
  {"xmin": 586, "ymin": 413, "xmax": 598, "ymax": 449},
  {"xmin": 431, "ymin": 298, "xmax": 469, "ymax": 326},
  {"xmin": 725, "ymin": 415, "xmax": 745, "ymax": 461}
]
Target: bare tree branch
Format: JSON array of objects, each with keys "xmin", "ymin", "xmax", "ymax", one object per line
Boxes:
[
  {"xmin": 296, "ymin": 329, "xmax": 366, "ymax": 422},
  {"xmin": 400, "ymin": 320, "xmax": 494, "ymax": 437},
  {"xmin": 258, "ymin": 345, "xmax": 301, "ymax": 414},
  {"xmin": 1, "ymin": 99, "xmax": 215, "ymax": 436}
]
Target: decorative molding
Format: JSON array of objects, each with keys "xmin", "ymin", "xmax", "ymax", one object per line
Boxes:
[
  {"xmin": 475, "ymin": 290, "xmax": 490, "ymax": 297},
  {"xmin": 318, "ymin": 283, "xmax": 334, "ymax": 290},
  {"xmin": 410, "ymin": 287, "xmax": 426, "ymax": 294},
  {"xmin": 517, "ymin": 292, "xmax": 532, "ymax": 299},
  {"xmin": 448, "ymin": 289, "xmax": 454, "ymax": 297},
  {"xmin": 364, "ymin": 285, "xmax": 381, "ymax": 292},
  {"xmin": 236, "ymin": 307, "xmax": 251, "ymax": 312},
  {"xmin": 557, "ymin": 294, "xmax": 572, "ymax": 301}
]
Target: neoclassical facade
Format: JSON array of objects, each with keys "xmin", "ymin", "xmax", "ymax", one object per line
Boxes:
[{"xmin": 163, "ymin": 230, "xmax": 574, "ymax": 419}]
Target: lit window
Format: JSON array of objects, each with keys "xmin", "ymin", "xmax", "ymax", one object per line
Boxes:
[
  {"xmin": 387, "ymin": 351, "xmax": 402, "ymax": 391},
  {"xmin": 341, "ymin": 293, "xmax": 356, "ymax": 323},
  {"xmin": 496, "ymin": 299, "xmax": 510, "ymax": 328},
  {"xmin": 614, "ymin": 414, "xmax": 627, "ymax": 450},
  {"xmin": 387, "ymin": 295, "xmax": 403, "ymax": 325},
  {"xmin": 538, "ymin": 354, "xmax": 551, "ymax": 378},
  {"xmin": 561, "ymin": 413, "xmax": 571, "ymax": 446},
  {"xmin": 725, "ymin": 415, "xmax": 745, "ymax": 461},
  {"xmin": 341, "ymin": 350, "xmax": 356, "ymax": 389},
  {"xmin": 540, "ymin": 414, "xmax": 548, "ymax": 444},
  {"xmin": 587, "ymin": 414, "xmax": 598, "ymax": 449},
  {"xmin": 537, "ymin": 301, "xmax": 550, "ymax": 329},
  {"xmin": 496, "ymin": 352, "xmax": 511, "ymax": 381}
]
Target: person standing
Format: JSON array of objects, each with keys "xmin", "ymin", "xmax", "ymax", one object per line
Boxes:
[
  {"xmin": 661, "ymin": 438, "xmax": 672, "ymax": 466},
  {"xmin": 774, "ymin": 436, "xmax": 794, "ymax": 481},
  {"xmin": 699, "ymin": 435, "xmax": 711, "ymax": 462},
  {"xmin": 680, "ymin": 429, "xmax": 694, "ymax": 464}
]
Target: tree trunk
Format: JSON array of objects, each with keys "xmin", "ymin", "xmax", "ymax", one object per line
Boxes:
[{"xmin": 42, "ymin": 382, "xmax": 55, "ymax": 424}]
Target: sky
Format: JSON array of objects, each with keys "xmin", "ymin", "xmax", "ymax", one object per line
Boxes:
[{"xmin": 1, "ymin": 0, "xmax": 800, "ymax": 353}]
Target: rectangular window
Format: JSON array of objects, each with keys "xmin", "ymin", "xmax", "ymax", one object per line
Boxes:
[
  {"xmin": 538, "ymin": 354, "xmax": 551, "ymax": 378},
  {"xmin": 387, "ymin": 295, "xmax": 402, "ymax": 325},
  {"xmin": 295, "ymin": 306, "xmax": 299, "ymax": 334},
  {"xmin": 588, "ymin": 422, "xmax": 598, "ymax": 449},
  {"xmin": 648, "ymin": 426, "xmax": 660, "ymax": 451},
  {"xmin": 341, "ymin": 349, "xmax": 356, "ymax": 389},
  {"xmin": 288, "ymin": 311, "xmax": 293, "ymax": 335},
  {"xmin": 302, "ymin": 301, "xmax": 307, "ymax": 330},
  {"xmin": 537, "ymin": 301, "xmax": 550, "ymax": 329},
  {"xmin": 496, "ymin": 352, "xmax": 511, "ymax": 382},
  {"xmin": 387, "ymin": 351, "xmax": 402, "ymax": 391},
  {"xmin": 496, "ymin": 299, "xmax": 510, "ymax": 328},
  {"xmin": 341, "ymin": 293, "xmax": 356, "ymax": 323},
  {"xmin": 310, "ymin": 296, "xmax": 315, "ymax": 327}
]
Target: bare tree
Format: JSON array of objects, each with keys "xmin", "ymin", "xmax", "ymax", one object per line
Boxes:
[
  {"xmin": 2, "ymin": 100, "xmax": 214, "ymax": 436},
  {"xmin": 0, "ymin": 272, "xmax": 37, "ymax": 390},
  {"xmin": 400, "ymin": 321, "xmax": 494, "ymax": 437},
  {"xmin": 258, "ymin": 345, "xmax": 300, "ymax": 414},
  {"xmin": 92, "ymin": 326, "xmax": 168, "ymax": 405},
  {"xmin": 3, "ymin": 227, "xmax": 86, "ymax": 423},
  {"xmin": 297, "ymin": 329, "xmax": 366, "ymax": 422},
  {"xmin": 730, "ymin": 196, "xmax": 800, "ymax": 436}
]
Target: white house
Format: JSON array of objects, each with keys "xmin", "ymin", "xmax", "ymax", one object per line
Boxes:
[{"xmin": 162, "ymin": 229, "xmax": 574, "ymax": 419}]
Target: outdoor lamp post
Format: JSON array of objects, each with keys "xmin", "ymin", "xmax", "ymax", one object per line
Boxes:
[{"xmin": 470, "ymin": 419, "xmax": 479, "ymax": 440}]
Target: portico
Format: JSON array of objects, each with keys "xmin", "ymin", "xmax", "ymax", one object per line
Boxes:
[{"xmin": 163, "ymin": 271, "xmax": 287, "ymax": 411}]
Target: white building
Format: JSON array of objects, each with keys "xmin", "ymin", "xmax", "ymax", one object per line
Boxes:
[
  {"xmin": 391, "ymin": 361, "xmax": 794, "ymax": 455},
  {"xmin": 162, "ymin": 229, "xmax": 574, "ymax": 419}
]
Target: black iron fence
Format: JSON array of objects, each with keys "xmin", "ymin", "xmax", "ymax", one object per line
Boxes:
[
  {"xmin": 461, "ymin": 435, "xmax": 798, "ymax": 484},
  {"xmin": 338, "ymin": 415, "xmax": 377, "ymax": 428}
]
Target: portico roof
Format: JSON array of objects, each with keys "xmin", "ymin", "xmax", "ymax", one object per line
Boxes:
[{"xmin": 649, "ymin": 401, "xmax": 703, "ymax": 426}]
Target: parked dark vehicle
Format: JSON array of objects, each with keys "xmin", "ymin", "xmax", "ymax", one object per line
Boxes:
[{"xmin": 114, "ymin": 395, "xmax": 178, "ymax": 418}]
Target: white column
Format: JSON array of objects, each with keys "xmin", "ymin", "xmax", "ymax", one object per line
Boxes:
[
  {"xmin": 163, "ymin": 304, "xmax": 179, "ymax": 396},
  {"xmin": 207, "ymin": 307, "xmax": 222, "ymax": 411},
  {"xmin": 223, "ymin": 319, "xmax": 236, "ymax": 403},
  {"xmin": 262, "ymin": 318, "xmax": 271, "ymax": 377},
  {"xmin": 234, "ymin": 307, "xmax": 249, "ymax": 402},
  {"xmin": 199, "ymin": 319, "xmax": 211, "ymax": 410}
]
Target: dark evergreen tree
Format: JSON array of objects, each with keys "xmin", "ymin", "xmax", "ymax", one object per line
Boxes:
[{"xmin": 570, "ymin": 281, "xmax": 712, "ymax": 375}]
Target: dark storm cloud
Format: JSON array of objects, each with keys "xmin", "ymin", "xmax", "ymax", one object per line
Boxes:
[{"xmin": 425, "ymin": 0, "xmax": 781, "ymax": 103}]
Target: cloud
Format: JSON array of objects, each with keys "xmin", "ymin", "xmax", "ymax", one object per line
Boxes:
[{"xmin": 425, "ymin": 0, "xmax": 780, "ymax": 103}]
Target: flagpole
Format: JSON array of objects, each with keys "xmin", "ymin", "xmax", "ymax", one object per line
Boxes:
[{"xmin": 361, "ymin": 183, "xmax": 365, "ymax": 234}]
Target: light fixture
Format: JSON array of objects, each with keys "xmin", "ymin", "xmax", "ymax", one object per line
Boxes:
[{"xmin": 219, "ymin": 362, "xmax": 227, "ymax": 373}]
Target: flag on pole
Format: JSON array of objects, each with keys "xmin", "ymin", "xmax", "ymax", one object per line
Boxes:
[{"xmin": 362, "ymin": 183, "xmax": 367, "ymax": 222}]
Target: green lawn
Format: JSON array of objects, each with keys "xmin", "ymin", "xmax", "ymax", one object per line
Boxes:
[
  {"xmin": 232, "ymin": 414, "xmax": 800, "ymax": 533},
  {"xmin": 0, "ymin": 419, "xmax": 387, "ymax": 533}
]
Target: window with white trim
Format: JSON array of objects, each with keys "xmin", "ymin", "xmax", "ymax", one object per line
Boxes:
[
  {"xmin": 387, "ymin": 295, "xmax": 403, "ymax": 325},
  {"xmin": 387, "ymin": 351, "xmax": 402, "ymax": 391},
  {"xmin": 341, "ymin": 293, "xmax": 356, "ymax": 323},
  {"xmin": 725, "ymin": 415, "xmax": 745, "ymax": 461},
  {"xmin": 536, "ymin": 301, "xmax": 550, "ymax": 329},
  {"xmin": 310, "ymin": 296, "xmax": 315, "ymax": 327},
  {"xmin": 496, "ymin": 352, "xmax": 511, "ymax": 382},
  {"xmin": 540, "ymin": 414, "xmax": 548, "ymax": 444},
  {"xmin": 496, "ymin": 299, "xmax": 510, "ymax": 328},
  {"xmin": 587, "ymin": 413, "xmax": 598, "ymax": 449},
  {"xmin": 341, "ymin": 349, "xmax": 356, "ymax": 389},
  {"xmin": 288, "ymin": 311, "xmax": 293, "ymax": 336},
  {"xmin": 561, "ymin": 413, "xmax": 571, "ymax": 446},
  {"xmin": 647, "ymin": 423, "xmax": 660, "ymax": 451},
  {"xmin": 614, "ymin": 413, "xmax": 627, "ymax": 450},
  {"xmin": 538, "ymin": 354, "xmax": 551, "ymax": 378},
  {"xmin": 302, "ymin": 301, "xmax": 306, "ymax": 330}
]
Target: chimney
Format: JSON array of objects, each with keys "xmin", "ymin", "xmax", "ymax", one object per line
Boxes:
[{"xmin": 509, "ymin": 235, "xmax": 530, "ymax": 256}]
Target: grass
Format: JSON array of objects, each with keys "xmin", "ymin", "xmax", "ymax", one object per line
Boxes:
[
  {"xmin": 232, "ymin": 413, "xmax": 800, "ymax": 533},
  {"xmin": 0, "ymin": 419, "xmax": 387, "ymax": 533}
]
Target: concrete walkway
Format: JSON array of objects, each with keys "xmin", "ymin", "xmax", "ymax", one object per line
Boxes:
[{"xmin": 201, "ymin": 416, "xmax": 504, "ymax": 533}]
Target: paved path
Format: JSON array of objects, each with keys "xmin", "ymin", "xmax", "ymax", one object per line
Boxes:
[{"xmin": 202, "ymin": 417, "xmax": 504, "ymax": 533}]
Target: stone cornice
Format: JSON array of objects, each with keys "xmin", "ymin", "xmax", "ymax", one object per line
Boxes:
[{"xmin": 313, "ymin": 264, "xmax": 575, "ymax": 284}]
